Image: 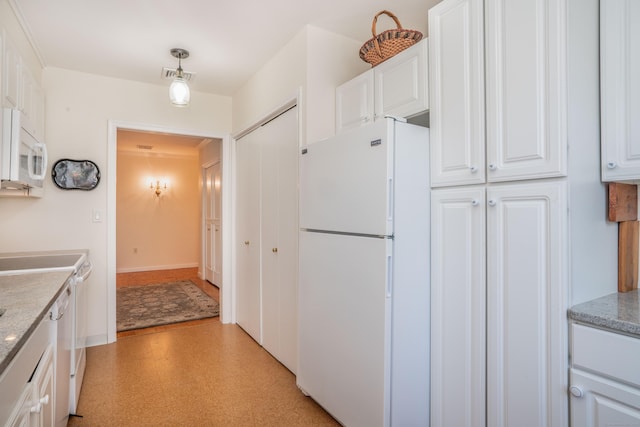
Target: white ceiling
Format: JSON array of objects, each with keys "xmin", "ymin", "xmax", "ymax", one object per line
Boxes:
[{"xmin": 10, "ymin": 0, "xmax": 440, "ymax": 96}]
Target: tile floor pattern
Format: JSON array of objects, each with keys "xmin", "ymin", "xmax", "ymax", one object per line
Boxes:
[{"xmin": 67, "ymin": 269, "xmax": 339, "ymax": 426}]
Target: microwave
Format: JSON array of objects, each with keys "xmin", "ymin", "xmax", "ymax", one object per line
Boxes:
[{"xmin": 0, "ymin": 108, "xmax": 48, "ymax": 197}]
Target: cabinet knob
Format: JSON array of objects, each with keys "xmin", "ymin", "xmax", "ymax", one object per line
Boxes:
[
  {"xmin": 471, "ymin": 199, "xmax": 479, "ymax": 206},
  {"xmin": 470, "ymin": 166, "xmax": 478, "ymax": 173},
  {"xmin": 30, "ymin": 395, "xmax": 48, "ymax": 413},
  {"xmin": 244, "ymin": 241, "xmax": 250, "ymax": 246},
  {"xmin": 488, "ymin": 199, "xmax": 496, "ymax": 207},
  {"xmin": 569, "ymin": 385, "xmax": 583, "ymax": 398},
  {"xmin": 272, "ymin": 247, "xmax": 278, "ymax": 253},
  {"xmin": 488, "ymin": 163, "xmax": 497, "ymax": 171},
  {"xmin": 607, "ymin": 161, "xmax": 617, "ymax": 169}
]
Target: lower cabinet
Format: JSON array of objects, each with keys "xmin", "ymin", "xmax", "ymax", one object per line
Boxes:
[
  {"xmin": 431, "ymin": 180, "xmax": 568, "ymax": 426},
  {"xmin": 235, "ymin": 106, "xmax": 299, "ymax": 373},
  {"xmin": 570, "ymin": 323, "xmax": 640, "ymax": 426},
  {"xmin": 570, "ymin": 369, "xmax": 640, "ymax": 426},
  {"xmin": 1, "ymin": 319, "xmax": 55, "ymax": 427}
]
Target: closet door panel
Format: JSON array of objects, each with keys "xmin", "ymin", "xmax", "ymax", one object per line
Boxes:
[
  {"xmin": 261, "ymin": 107, "xmax": 298, "ymax": 373},
  {"xmin": 235, "ymin": 132, "xmax": 262, "ymax": 343}
]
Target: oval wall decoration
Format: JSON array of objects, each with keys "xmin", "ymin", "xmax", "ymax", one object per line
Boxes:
[{"xmin": 51, "ymin": 159, "xmax": 101, "ymax": 190}]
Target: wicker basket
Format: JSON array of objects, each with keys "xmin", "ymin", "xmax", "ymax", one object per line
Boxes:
[{"xmin": 359, "ymin": 10, "xmax": 423, "ymax": 67}]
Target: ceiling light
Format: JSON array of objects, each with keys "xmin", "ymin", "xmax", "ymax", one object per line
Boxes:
[{"xmin": 168, "ymin": 48, "xmax": 190, "ymax": 107}]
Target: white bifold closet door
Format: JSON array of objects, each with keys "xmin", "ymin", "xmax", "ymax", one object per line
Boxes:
[{"xmin": 235, "ymin": 106, "xmax": 298, "ymax": 373}]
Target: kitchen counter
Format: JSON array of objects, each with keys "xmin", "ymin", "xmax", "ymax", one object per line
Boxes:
[
  {"xmin": 569, "ymin": 289, "xmax": 640, "ymax": 338},
  {"xmin": 0, "ymin": 271, "xmax": 73, "ymax": 376}
]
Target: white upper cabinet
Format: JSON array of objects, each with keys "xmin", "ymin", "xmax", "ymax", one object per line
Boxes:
[
  {"xmin": 430, "ymin": 0, "xmax": 568, "ymax": 187},
  {"xmin": 485, "ymin": 0, "xmax": 567, "ymax": 182},
  {"xmin": 335, "ymin": 71, "xmax": 374, "ymax": 131},
  {"xmin": 336, "ymin": 39, "xmax": 428, "ymax": 133},
  {"xmin": 2, "ymin": 31, "xmax": 21, "ymax": 110},
  {"xmin": 429, "ymin": 0, "xmax": 485, "ymax": 187},
  {"xmin": 374, "ymin": 39, "xmax": 429, "ymax": 119},
  {"xmin": 600, "ymin": 0, "xmax": 640, "ymax": 181},
  {"xmin": 2, "ymin": 30, "xmax": 46, "ymax": 139}
]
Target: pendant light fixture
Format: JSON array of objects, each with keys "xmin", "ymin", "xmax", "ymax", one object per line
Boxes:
[{"xmin": 168, "ymin": 48, "xmax": 190, "ymax": 107}]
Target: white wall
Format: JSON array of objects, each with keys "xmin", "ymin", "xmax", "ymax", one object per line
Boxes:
[
  {"xmin": 232, "ymin": 25, "xmax": 367, "ymax": 144},
  {"xmin": 567, "ymin": 0, "xmax": 618, "ymax": 304},
  {"xmin": 116, "ymin": 151, "xmax": 200, "ymax": 272}
]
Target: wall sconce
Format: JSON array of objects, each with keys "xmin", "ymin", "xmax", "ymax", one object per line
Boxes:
[{"xmin": 151, "ymin": 180, "xmax": 167, "ymax": 197}]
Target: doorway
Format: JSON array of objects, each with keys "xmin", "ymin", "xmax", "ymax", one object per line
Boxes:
[{"xmin": 107, "ymin": 121, "xmax": 231, "ymax": 342}]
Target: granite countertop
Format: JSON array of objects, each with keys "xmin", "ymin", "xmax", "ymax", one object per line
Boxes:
[
  {"xmin": 0, "ymin": 271, "xmax": 73, "ymax": 375},
  {"xmin": 569, "ymin": 289, "xmax": 640, "ymax": 337}
]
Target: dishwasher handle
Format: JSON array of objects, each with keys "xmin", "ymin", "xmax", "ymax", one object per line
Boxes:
[
  {"xmin": 50, "ymin": 287, "xmax": 71, "ymax": 321},
  {"xmin": 75, "ymin": 261, "xmax": 93, "ymax": 283}
]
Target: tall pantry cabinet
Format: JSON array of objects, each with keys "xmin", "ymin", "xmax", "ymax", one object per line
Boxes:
[{"xmin": 428, "ymin": 0, "xmax": 615, "ymax": 426}]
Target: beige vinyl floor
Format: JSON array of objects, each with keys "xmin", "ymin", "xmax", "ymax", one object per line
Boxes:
[{"xmin": 67, "ymin": 269, "xmax": 339, "ymax": 426}]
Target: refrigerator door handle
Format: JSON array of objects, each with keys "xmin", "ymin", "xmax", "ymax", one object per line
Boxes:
[
  {"xmin": 387, "ymin": 177, "xmax": 394, "ymax": 221},
  {"xmin": 386, "ymin": 254, "xmax": 393, "ymax": 298}
]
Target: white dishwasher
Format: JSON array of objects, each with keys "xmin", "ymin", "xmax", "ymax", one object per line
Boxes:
[{"xmin": 50, "ymin": 280, "xmax": 73, "ymax": 427}]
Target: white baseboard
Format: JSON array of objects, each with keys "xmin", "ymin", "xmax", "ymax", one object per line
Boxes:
[{"xmin": 116, "ymin": 262, "xmax": 199, "ymax": 274}]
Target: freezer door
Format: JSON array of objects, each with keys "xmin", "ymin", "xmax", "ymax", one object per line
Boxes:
[
  {"xmin": 299, "ymin": 119, "xmax": 393, "ymax": 236},
  {"xmin": 297, "ymin": 231, "xmax": 392, "ymax": 427}
]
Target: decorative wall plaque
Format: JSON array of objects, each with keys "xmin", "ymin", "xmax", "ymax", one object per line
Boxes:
[{"xmin": 51, "ymin": 159, "xmax": 100, "ymax": 190}]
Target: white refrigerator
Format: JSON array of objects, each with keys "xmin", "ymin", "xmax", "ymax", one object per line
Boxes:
[{"xmin": 297, "ymin": 117, "xmax": 430, "ymax": 427}]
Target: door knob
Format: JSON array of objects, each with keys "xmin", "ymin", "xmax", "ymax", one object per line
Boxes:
[
  {"xmin": 272, "ymin": 248, "xmax": 278, "ymax": 253},
  {"xmin": 244, "ymin": 241, "xmax": 250, "ymax": 245},
  {"xmin": 488, "ymin": 163, "xmax": 497, "ymax": 171}
]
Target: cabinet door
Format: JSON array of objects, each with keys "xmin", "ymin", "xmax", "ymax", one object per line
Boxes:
[
  {"xmin": 260, "ymin": 106, "xmax": 298, "ymax": 374},
  {"xmin": 429, "ymin": 0, "xmax": 485, "ymax": 187},
  {"xmin": 431, "ymin": 187, "xmax": 486, "ymax": 427},
  {"xmin": 600, "ymin": 0, "xmax": 640, "ymax": 181},
  {"xmin": 571, "ymin": 369, "xmax": 640, "ymax": 427},
  {"xmin": 31, "ymin": 345, "xmax": 54, "ymax": 427},
  {"xmin": 485, "ymin": 0, "xmax": 567, "ymax": 181},
  {"xmin": 374, "ymin": 39, "xmax": 428, "ymax": 120},
  {"xmin": 5, "ymin": 385, "xmax": 32, "ymax": 427},
  {"xmin": 487, "ymin": 181, "xmax": 568, "ymax": 427},
  {"xmin": 335, "ymin": 70, "xmax": 374, "ymax": 133},
  {"xmin": 2, "ymin": 31, "xmax": 21, "ymax": 109},
  {"xmin": 235, "ymin": 133, "xmax": 262, "ymax": 342}
]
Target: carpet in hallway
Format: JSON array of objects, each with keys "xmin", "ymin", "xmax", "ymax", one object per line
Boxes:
[{"xmin": 117, "ymin": 280, "xmax": 219, "ymax": 331}]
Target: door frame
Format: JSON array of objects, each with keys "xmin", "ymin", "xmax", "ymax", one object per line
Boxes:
[{"xmin": 106, "ymin": 120, "xmax": 232, "ymax": 343}]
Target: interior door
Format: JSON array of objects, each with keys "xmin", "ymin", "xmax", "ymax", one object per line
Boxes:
[
  {"xmin": 235, "ymin": 133, "xmax": 261, "ymax": 342},
  {"xmin": 205, "ymin": 162, "xmax": 222, "ymax": 285},
  {"xmin": 261, "ymin": 107, "xmax": 298, "ymax": 373}
]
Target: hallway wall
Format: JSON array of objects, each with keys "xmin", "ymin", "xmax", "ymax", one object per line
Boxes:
[{"xmin": 116, "ymin": 150, "xmax": 200, "ymax": 272}]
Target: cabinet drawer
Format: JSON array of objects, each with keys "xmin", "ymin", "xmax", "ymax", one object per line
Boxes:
[{"xmin": 572, "ymin": 323, "xmax": 640, "ymax": 387}]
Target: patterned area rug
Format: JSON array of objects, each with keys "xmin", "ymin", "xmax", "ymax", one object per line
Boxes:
[{"xmin": 117, "ymin": 280, "xmax": 219, "ymax": 332}]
